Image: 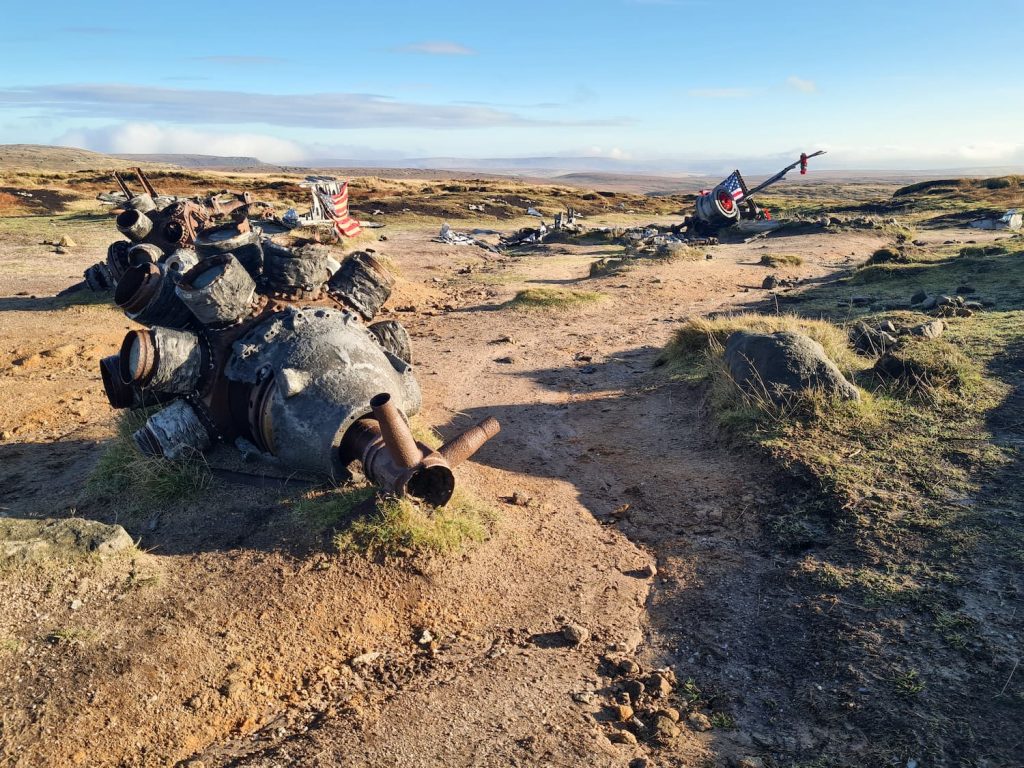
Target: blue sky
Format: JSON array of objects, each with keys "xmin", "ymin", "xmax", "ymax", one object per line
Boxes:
[{"xmin": 0, "ymin": 0, "xmax": 1020, "ymax": 170}]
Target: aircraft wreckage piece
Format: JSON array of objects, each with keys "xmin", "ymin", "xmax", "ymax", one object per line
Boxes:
[
  {"xmin": 84, "ymin": 167, "xmax": 261, "ymax": 292},
  {"xmin": 691, "ymin": 150, "xmax": 826, "ymax": 235},
  {"xmin": 100, "ymin": 239, "xmax": 499, "ymax": 505}
]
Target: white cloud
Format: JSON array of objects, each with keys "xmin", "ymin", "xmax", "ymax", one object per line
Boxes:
[
  {"xmin": 396, "ymin": 41, "xmax": 476, "ymax": 55},
  {"xmin": 55, "ymin": 123, "xmax": 310, "ymax": 163},
  {"xmin": 786, "ymin": 76, "xmax": 817, "ymax": 93},
  {"xmin": 0, "ymin": 84, "xmax": 621, "ymax": 129}
]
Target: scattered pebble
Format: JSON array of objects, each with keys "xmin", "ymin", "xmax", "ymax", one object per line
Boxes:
[
  {"xmin": 687, "ymin": 711, "xmax": 712, "ymax": 731},
  {"xmin": 562, "ymin": 623, "xmax": 590, "ymax": 646}
]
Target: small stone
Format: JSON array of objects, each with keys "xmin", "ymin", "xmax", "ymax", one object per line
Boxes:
[
  {"xmin": 70, "ymin": 599, "xmax": 82, "ymax": 611},
  {"xmin": 640, "ymin": 562, "xmax": 657, "ymax": 578},
  {"xmin": 687, "ymin": 711, "xmax": 712, "ymax": 732},
  {"xmin": 494, "ymin": 356, "xmax": 514, "ymax": 364},
  {"xmin": 920, "ymin": 295, "xmax": 938, "ymax": 310},
  {"xmin": 734, "ymin": 757, "xmax": 765, "ymax": 768},
  {"xmin": 653, "ymin": 716, "xmax": 682, "ymax": 740},
  {"xmin": 621, "ymin": 679, "xmax": 645, "ymax": 702},
  {"xmin": 656, "ymin": 707, "xmax": 680, "ymax": 723},
  {"xmin": 612, "ymin": 703, "xmax": 634, "ymax": 721},
  {"xmin": 572, "ymin": 691, "xmax": 596, "ymax": 705},
  {"xmin": 910, "ymin": 289, "xmax": 928, "ymax": 305},
  {"xmin": 629, "ymin": 759, "xmax": 651, "ymax": 768},
  {"xmin": 618, "ymin": 659, "xmax": 641, "ymax": 676},
  {"xmin": 762, "ymin": 275, "xmax": 779, "ymax": 290},
  {"xmin": 417, "ymin": 629, "xmax": 434, "ymax": 645},
  {"xmin": 562, "ymin": 623, "xmax": 589, "ymax": 646},
  {"xmin": 509, "ymin": 491, "xmax": 532, "ymax": 507},
  {"xmin": 910, "ymin": 319, "xmax": 945, "ymax": 339},
  {"xmin": 350, "ymin": 652, "xmax": 381, "ymax": 667},
  {"xmin": 55, "ymin": 246, "xmax": 67, "ymax": 255},
  {"xmin": 964, "ymin": 301, "xmax": 983, "ymax": 311},
  {"xmin": 705, "ymin": 252, "xmax": 713, "ymax": 260},
  {"xmin": 646, "ymin": 672, "xmax": 672, "ymax": 698},
  {"xmin": 609, "ymin": 729, "xmax": 638, "ymax": 745}
]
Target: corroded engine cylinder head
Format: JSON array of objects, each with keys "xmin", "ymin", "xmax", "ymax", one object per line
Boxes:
[
  {"xmin": 117, "ymin": 208, "xmax": 154, "ymax": 242},
  {"xmin": 119, "ymin": 327, "xmax": 203, "ymax": 395},
  {"xmin": 133, "ymin": 399, "xmax": 212, "ymax": 460},
  {"xmin": 114, "ymin": 263, "xmax": 194, "ymax": 329},
  {"xmin": 176, "ymin": 254, "xmax": 258, "ymax": 326},
  {"xmin": 262, "ymin": 242, "xmax": 334, "ymax": 296},
  {"xmin": 195, "ymin": 221, "xmax": 263, "ymax": 276},
  {"xmin": 327, "ymin": 251, "xmax": 394, "ymax": 320}
]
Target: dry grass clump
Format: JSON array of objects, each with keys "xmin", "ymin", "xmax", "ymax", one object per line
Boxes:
[
  {"xmin": 759, "ymin": 253, "xmax": 803, "ymax": 268},
  {"xmin": 85, "ymin": 410, "xmax": 210, "ymax": 510},
  {"xmin": 589, "ymin": 257, "xmax": 634, "ymax": 278},
  {"xmin": 334, "ymin": 490, "xmax": 496, "ymax": 557},
  {"xmin": 509, "ymin": 287, "xmax": 605, "ymax": 310},
  {"xmin": 658, "ymin": 313, "xmax": 858, "ymax": 374},
  {"xmin": 654, "ymin": 242, "xmax": 704, "ymax": 261}
]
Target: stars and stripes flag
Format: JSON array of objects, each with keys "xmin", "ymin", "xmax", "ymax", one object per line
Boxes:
[
  {"xmin": 718, "ymin": 170, "xmax": 748, "ymax": 202},
  {"xmin": 317, "ymin": 182, "xmax": 363, "ymax": 238}
]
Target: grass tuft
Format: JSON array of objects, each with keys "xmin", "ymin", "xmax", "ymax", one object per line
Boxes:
[
  {"xmin": 85, "ymin": 409, "xmax": 210, "ymax": 510},
  {"xmin": 509, "ymin": 287, "xmax": 604, "ymax": 310},
  {"xmin": 334, "ymin": 490, "xmax": 496, "ymax": 558},
  {"xmin": 759, "ymin": 252, "xmax": 804, "ymax": 268}
]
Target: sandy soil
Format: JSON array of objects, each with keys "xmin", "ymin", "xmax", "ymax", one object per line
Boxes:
[{"xmin": 0, "ymin": 195, "xmax": 1006, "ymax": 768}]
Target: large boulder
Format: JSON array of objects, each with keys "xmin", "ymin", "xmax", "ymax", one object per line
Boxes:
[
  {"xmin": 724, "ymin": 331, "xmax": 860, "ymax": 404},
  {"xmin": 0, "ymin": 517, "xmax": 134, "ymax": 563}
]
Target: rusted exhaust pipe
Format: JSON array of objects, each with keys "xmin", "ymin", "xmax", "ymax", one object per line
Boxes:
[
  {"xmin": 438, "ymin": 417, "xmax": 501, "ymax": 467},
  {"xmin": 117, "ymin": 208, "xmax": 153, "ymax": 242},
  {"xmin": 370, "ymin": 392, "xmax": 422, "ymax": 469}
]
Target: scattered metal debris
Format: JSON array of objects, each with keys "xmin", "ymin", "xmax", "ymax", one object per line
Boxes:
[
  {"xmin": 434, "ymin": 223, "xmax": 499, "ymax": 252},
  {"xmin": 969, "ymin": 209, "xmax": 1022, "ymax": 231}
]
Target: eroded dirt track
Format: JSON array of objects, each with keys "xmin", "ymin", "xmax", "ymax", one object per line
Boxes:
[{"xmin": 5, "ymin": 207, "xmax": 994, "ymax": 766}]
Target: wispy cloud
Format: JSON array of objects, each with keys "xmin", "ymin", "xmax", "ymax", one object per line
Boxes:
[
  {"xmin": 395, "ymin": 41, "xmax": 476, "ymax": 56},
  {"xmin": 786, "ymin": 76, "xmax": 817, "ymax": 93},
  {"xmin": 190, "ymin": 55, "xmax": 288, "ymax": 66},
  {"xmin": 57, "ymin": 123, "xmax": 308, "ymax": 163},
  {"xmin": 0, "ymin": 84, "xmax": 622, "ymax": 130},
  {"xmin": 688, "ymin": 87, "xmax": 751, "ymax": 98}
]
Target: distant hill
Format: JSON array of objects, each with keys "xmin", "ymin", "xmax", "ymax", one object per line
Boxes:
[
  {"xmin": 0, "ymin": 144, "xmax": 164, "ymax": 171},
  {"xmin": 111, "ymin": 153, "xmax": 272, "ymax": 169}
]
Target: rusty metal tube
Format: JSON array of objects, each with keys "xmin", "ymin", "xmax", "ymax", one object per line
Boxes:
[
  {"xmin": 117, "ymin": 208, "xmax": 153, "ymax": 242},
  {"xmin": 438, "ymin": 417, "xmax": 501, "ymax": 467},
  {"xmin": 370, "ymin": 392, "xmax": 422, "ymax": 469}
]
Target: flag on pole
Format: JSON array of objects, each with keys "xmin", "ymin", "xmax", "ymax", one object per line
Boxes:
[
  {"xmin": 718, "ymin": 170, "xmax": 748, "ymax": 202},
  {"xmin": 316, "ymin": 182, "xmax": 363, "ymax": 238}
]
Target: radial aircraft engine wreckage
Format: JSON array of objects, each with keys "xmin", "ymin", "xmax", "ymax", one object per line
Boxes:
[
  {"xmin": 691, "ymin": 151, "xmax": 826, "ymax": 234},
  {"xmin": 100, "ymin": 238, "xmax": 500, "ymax": 506},
  {"xmin": 84, "ymin": 167, "xmax": 265, "ymax": 292}
]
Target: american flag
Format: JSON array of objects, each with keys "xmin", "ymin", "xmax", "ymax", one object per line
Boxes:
[
  {"xmin": 718, "ymin": 170, "xmax": 748, "ymax": 202},
  {"xmin": 317, "ymin": 182, "xmax": 363, "ymax": 238}
]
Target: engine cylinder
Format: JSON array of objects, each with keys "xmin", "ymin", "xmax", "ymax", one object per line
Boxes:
[
  {"xmin": 327, "ymin": 251, "xmax": 394, "ymax": 320},
  {"xmin": 117, "ymin": 208, "xmax": 154, "ymax": 242},
  {"xmin": 176, "ymin": 254, "xmax": 258, "ymax": 326}
]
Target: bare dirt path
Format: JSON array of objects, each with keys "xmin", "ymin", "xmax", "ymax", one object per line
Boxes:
[{"xmin": 2, "ymin": 209, "xmax": 959, "ymax": 767}]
